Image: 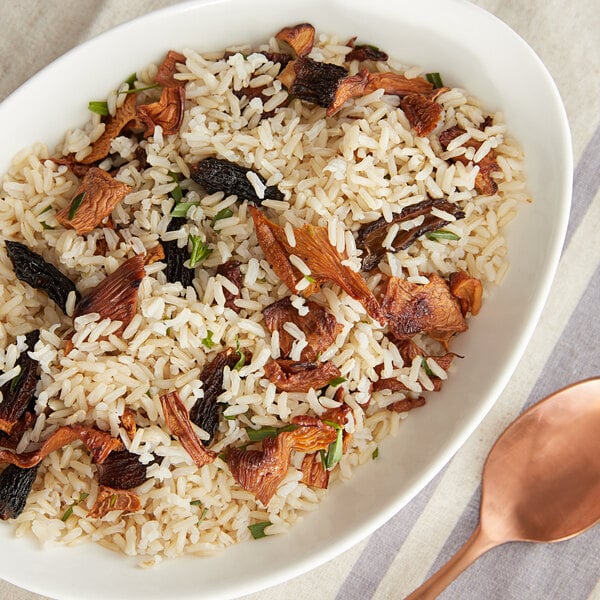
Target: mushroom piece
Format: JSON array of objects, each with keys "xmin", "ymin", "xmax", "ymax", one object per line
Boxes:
[
  {"xmin": 275, "ymin": 23, "xmax": 315, "ymax": 57},
  {"xmin": 381, "ymin": 274, "xmax": 467, "ymax": 347},
  {"xmin": 160, "ymin": 391, "xmax": 216, "ymax": 468},
  {"xmin": 87, "ymin": 485, "xmax": 141, "ymax": 519},
  {"xmin": 56, "ymin": 167, "xmax": 132, "ymax": 235},
  {"xmin": 355, "ymin": 197, "xmax": 465, "ymax": 271},
  {"xmin": 399, "ymin": 93, "xmax": 444, "ymax": 137},
  {"xmin": 74, "ymin": 255, "xmax": 145, "ymax": 336},
  {"xmin": 137, "ymin": 86, "xmax": 186, "ymax": 137},
  {"xmin": 0, "ymin": 464, "xmax": 39, "ymax": 520},
  {"xmin": 263, "ymin": 359, "xmax": 342, "ymax": 393},
  {"xmin": 262, "ymin": 296, "xmax": 343, "ymax": 362},
  {"xmin": 155, "ymin": 50, "xmax": 187, "ymax": 88},
  {"xmin": 0, "ymin": 330, "xmax": 40, "ymax": 435},
  {"xmin": 96, "ymin": 450, "xmax": 147, "ymax": 490},
  {"xmin": 227, "ymin": 415, "xmax": 336, "ymax": 505},
  {"xmin": 449, "ymin": 270, "xmax": 483, "ymax": 316},
  {"xmin": 216, "ymin": 260, "xmax": 243, "ymax": 313}
]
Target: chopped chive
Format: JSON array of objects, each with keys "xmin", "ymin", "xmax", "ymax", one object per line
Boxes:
[
  {"xmin": 421, "ymin": 358, "xmax": 435, "ymax": 378},
  {"xmin": 78, "ymin": 492, "xmax": 90, "ymax": 502},
  {"xmin": 188, "ymin": 234, "xmax": 212, "ymax": 267},
  {"xmin": 198, "ymin": 507, "xmax": 209, "ymax": 525},
  {"xmin": 234, "ymin": 337, "xmax": 245, "ymax": 371},
  {"xmin": 61, "ymin": 506, "xmax": 74, "ymax": 521},
  {"xmin": 88, "ymin": 101, "xmax": 110, "ymax": 116},
  {"xmin": 218, "ymin": 450, "xmax": 228, "ymax": 461},
  {"xmin": 201, "ymin": 330, "xmax": 215, "ymax": 349},
  {"xmin": 190, "ymin": 499, "xmax": 203, "ymax": 506},
  {"xmin": 322, "ymin": 421, "xmax": 343, "ymax": 470},
  {"xmin": 124, "ymin": 72, "xmax": 137, "ymax": 89},
  {"xmin": 68, "ymin": 192, "xmax": 86, "ymax": 220},
  {"xmin": 425, "ymin": 229, "xmax": 460, "ymax": 241},
  {"xmin": 168, "ymin": 171, "xmax": 184, "ymax": 203},
  {"xmin": 319, "ymin": 448, "xmax": 327, "ymax": 470},
  {"xmin": 61, "ymin": 491, "xmax": 89, "ymax": 521},
  {"xmin": 329, "ymin": 376, "xmax": 347, "ymax": 387},
  {"xmin": 171, "ymin": 201, "xmax": 198, "ymax": 218},
  {"xmin": 109, "ymin": 494, "xmax": 117, "ymax": 508},
  {"xmin": 146, "ymin": 390, "xmax": 152, "ymax": 398},
  {"xmin": 372, "ymin": 447, "xmax": 379, "ymax": 460},
  {"xmin": 211, "ymin": 207, "xmax": 233, "ymax": 228},
  {"xmin": 119, "ymin": 83, "xmax": 159, "ymax": 95},
  {"xmin": 41, "ymin": 221, "xmax": 55, "ymax": 230},
  {"xmin": 245, "ymin": 424, "xmax": 297, "ymax": 442},
  {"xmin": 248, "ymin": 521, "xmax": 272, "ymax": 539},
  {"xmin": 39, "ymin": 204, "xmax": 53, "ymax": 214},
  {"xmin": 8, "ymin": 369, "xmax": 23, "ymax": 393},
  {"xmin": 304, "ymin": 274, "xmax": 316, "ymax": 283},
  {"xmin": 426, "ymin": 72, "xmax": 444, "ymax": 89}
]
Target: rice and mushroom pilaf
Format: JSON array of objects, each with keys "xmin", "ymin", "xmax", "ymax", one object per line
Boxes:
[{"xmin": 0, "ymin": 24, "xmax": 528, "ymax": 564}]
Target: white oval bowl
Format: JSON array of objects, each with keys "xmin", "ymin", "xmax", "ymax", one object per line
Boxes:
[{"xmin": 0, "ymin": 0, "xmax": 571, "ymax": 598}]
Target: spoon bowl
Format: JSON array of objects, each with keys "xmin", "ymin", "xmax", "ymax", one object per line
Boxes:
[{"xmin": 406, "ymin": 378, "xmax": 600, "ymax": 599}]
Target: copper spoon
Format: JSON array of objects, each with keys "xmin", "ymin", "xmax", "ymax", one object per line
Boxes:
[{"xmin": 406, "ymin": 377, "xmax": 600, "ymax": 600}]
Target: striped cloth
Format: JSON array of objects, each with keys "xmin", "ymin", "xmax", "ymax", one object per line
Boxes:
[{"xmin": 0, "ymin": 1, "xmax": 598, "ymax": 599}]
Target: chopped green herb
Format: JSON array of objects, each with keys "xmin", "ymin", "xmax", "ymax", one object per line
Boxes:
[
  {"xmin": 218, "ymin": 450, "xmax": 228, "ymax": 461},
  {"xmin": 109, "ymin": 494, "xmax": 117, "ymax": 508},
  {"xmin": 146, "ymin": 390, "xmax": 152, "ymax": 398},
  {"xmin": 168, "ymin": 171, "xmax": 184, "ymax": 203},
  {"xmin": 201, "ymin": 330, "xmax": 215, "ymax": 349},
  {"xmin": 421, "ymin": 358, "xmax": 435, "ymax": 378},
  {"xmin": 211, "ymin": 207, "xmax": 233, "ymax": 228},
  {"xmin": 78, "ymin": 492, "xmax": 90, "ymax": 502},
  {"xmin": 304, "ymin": 274, "xmax": 316, "ymax": 283},
  {"xmin": 188, "ymin": 234, "xmax": 212, "ymax": 267},
  {"xmin": 88, "ymin": 101, "xmax": 110, "ymax": 116},
  {"xmin": 425, "ymin": 229, "xmax": 460, "ymax": 242},
  {"xmin": 248, "ymin": 521, "xmax": 272, "ymax": 539},
  {"xmin": 124, "ymin": 72, "xmax": 137, "ymax": 89},
  {"xmin": 61, "ymin": 492, "xmax": 89, "ymax": 521},
  {"xmin": 223, "ymin": 408, "xmax": 237, "ymax": 420},
  {"xmin": 245, "ymin": 424, "xmax": 298, "ymax": 442},
  {"xmin": 61, "ymin": 506, "xmax": 74, "ymax": 522},
  {"xmin": 322, "ymin": 420, "xmax": 343, "ymax": 469},
  {"xmin": 372, "ymin": 447, "xmax": 379, "ymax": 460},
  {"xmin": 198, "ymin": 507, "xmax": 209, "ymax": 525},
  {"xmin": 190, "ymin": 499, "xmax": 203, "ymax": 506},
  {"xmin": 426, "ymin": 72, "xmax": 444, "ymax": 89},
  {"xmin": 329, "ymin": 376, "xmax": 347, "ymax": 387},
  {"xmin": 234, "ymin": 337, "xmax": 245, "ymax": 371},
  {"xmin": 41, "ymin": 222, "xmax": 55, "ymax": 230},
  {"xmin": 8, "ymin": 369, "xmax": 23, "ymax": 393},
  {"xmin": 39, "ymin": 204, "xmax": 53, "ymax": 214},
  {"xmin": 119, "ymin": 83, "xmax": 159, "ymax": 95},
  {"xmin": 68, "ymin": 192, "xmax": 86, "ymax": 220},
  {"xmin": 171, "ymin": 201, "xmax": 198, "ymax": 218},
  {"xmin": 319, "ymin": 448, "xmax": 327, "ymax": 470}
]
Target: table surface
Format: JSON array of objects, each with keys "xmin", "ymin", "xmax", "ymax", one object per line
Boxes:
[{"xmin": 0, "ymin": 1, "xmax": 598, "ymax": 599}]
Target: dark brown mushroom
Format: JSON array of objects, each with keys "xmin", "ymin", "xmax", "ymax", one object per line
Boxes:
[
  {"xmin": 96, "ymin": 450, "xmax": 146, "ymax": 490},
  {"xmin": 0, "ymin": 464, "xmax": 39, "ymax": 520},
  {"xmin": 216, "ymin": 260, "xmax": 243, "ymax": 313},
  {"xmin": 263, "ymin": 359, "xmax": 341, "ymax": 393}
]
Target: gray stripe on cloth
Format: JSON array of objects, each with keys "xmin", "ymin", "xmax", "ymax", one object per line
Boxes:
[
  {"xmin": 566, "ymin": 123, "xmax": 600, "ymax": 243},
  {"xmin": 333, "ymin": 470, "xmax": 446, "ymax": 600},
  {"xmin": 424, "ymin": 258, "xmax": 600, "ymax": 599}
]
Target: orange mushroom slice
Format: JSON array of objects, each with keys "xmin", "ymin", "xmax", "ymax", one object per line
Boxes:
[
  {"xmin": 56, "ymin": 167, "xmax": 131, "ymax": 235},
  {"xmin": 449, "ymin": 270, "xmax": 483, "ymax": 316},
  {"xmin": 155, "ymin": 50, "xmax": 187, "ymax": 88},
  {"xmin": 275, "ymin": 23, "xmax": 315, "ymax": 57},
  {"xmin": 87, "ymin": 485, "xmax": 141, "ymax": 518},
  {"xmin": 137, "ymin": 86, "xmax": 186, "ymax": 138}
]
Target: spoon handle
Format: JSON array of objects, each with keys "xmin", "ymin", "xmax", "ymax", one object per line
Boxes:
[{"xmin": 404, "ymin": 524, "xmax": 499, "ymax": 599}]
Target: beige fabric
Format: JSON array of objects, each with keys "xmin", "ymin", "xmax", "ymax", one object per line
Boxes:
[{"xmin": 0, "ymin": 1, "xmax": 598, "ymax": 599}]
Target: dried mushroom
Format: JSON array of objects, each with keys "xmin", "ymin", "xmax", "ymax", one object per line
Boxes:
[
  {"xmin": 250, "ymin": 206, "xmax": 383, "ymax": 322},
  {"xmin": 163, "ymin": 217, "xmax": 194, "ymax": 287},
  {"xmin": 96, "ymin": 450, "xmax": 146, "ymax": 489},
  {"xmin": 364, "ymin": 72, "xmax": 434, "ymax": 97},
  {"xmin": 189, "ymin": 348, "xmax": 242, "ymax": 445},
  {"xmin": 155, "ymin": 50, "xmax": 187, "ymax": 88},
  {"xmin": 0, "ymin": 464, "xmax": 39, "ymax": 519},
  {"xmin": 87, "ymin": 485, "xmax": 141, "ymax": 518},
  {"xmin": 119, "ymin": 408, "xmax": 137, "ymax": 440},
  {"xmin": 80, "ymin": 93, "xmax": 138, "ymax": 164},
  {"xmin": 56, "ymin": 167, "xmax": 131, "ymax": 235},
  {"xmin": 0, "ymin": 425, "xmax": 123, "ymax": 468},
  {"xmin": 263, "ymin": 359, "xmax": 341, "ymax": 392},
  {"xmin": 216, "ymin": 260, "xmax": 242, "ymax": 313},
  {"xmin": 275, "ymin": 23, "xmax": 315, "ymax": 57},
  {"xmin": 137, "ymin": 86, "xmax": 186, "ymax": 137},
  {"xmin": 300, "ymin": 453, "xmax": 329, "ymax": 489},
  {"xmin": 263, "ymin": 296, "xmax": 342, "ymax": 361},
  {"xmin": 439, "ymin": 126, "xmax": 500, "ymax": 195},
  {"xmin": 74, "ymin": 255, "xmax": 145, "ymax": 335},
  {"xmin": 190, "ymin": 157, "xmax": 284, "ymax": 204},
  {"xmin": 389, "ymin": 396, "xmax": 426, "ymax": 413},
  {"xmin": 448, "ymin": 271, "xmax": 483, "ymax": 316},
  {"xmin": 5, "ymin": 241, "xmax": 79, "ymax": 313},
  {"xmin": 356, "ymin": 198, "xmax": 465, "ymax": 271},
  {"xmin": 346, "ymin": 41, "xmax": 389, "ymax": 63},
  {"xmin": 399, "ymin": 93, "xmax": 444, "ymax": 137},
  {"xmin": 227, "ymin": 415, "xmax": 336, "ymax": 505},
  {"xmin": 0, "ymin": 330, "xmax": 40, "ymax": 435},
  {"xmin": 381, "ymin": 274, "xmax": 467, "ymax": 347},
  {"xmin": 160, "ymin": 391, "xmax": 216, "ymax": 467}
]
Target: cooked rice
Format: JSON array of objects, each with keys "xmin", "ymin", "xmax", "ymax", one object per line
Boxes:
[{"xmin": 0, "ymin": 30, "xmax": 529, "ymax": 563}]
